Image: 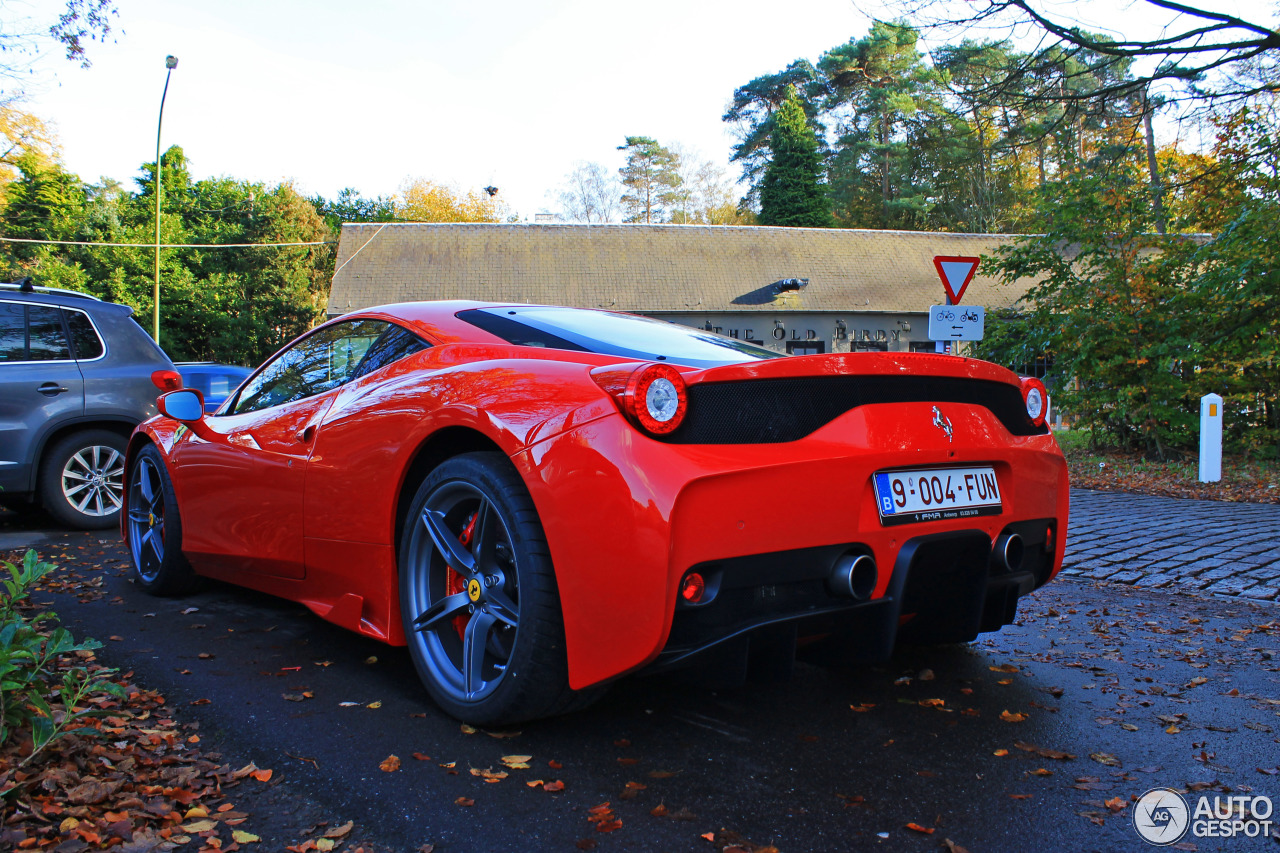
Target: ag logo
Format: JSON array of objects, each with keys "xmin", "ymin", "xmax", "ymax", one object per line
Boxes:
[{"xmin": 1134, "ymin": 787, "xmax": 1189, "ymax": 845}]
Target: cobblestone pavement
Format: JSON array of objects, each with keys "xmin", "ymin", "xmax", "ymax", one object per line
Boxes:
[{"xmin": 1060, "ymin": 487, "xmax": 1280, "ymax": 601}]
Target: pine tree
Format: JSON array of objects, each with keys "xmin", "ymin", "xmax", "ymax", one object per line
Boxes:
[{"xmin": 758, "ymin": 88, "xmax": 830, "ymax": 227}]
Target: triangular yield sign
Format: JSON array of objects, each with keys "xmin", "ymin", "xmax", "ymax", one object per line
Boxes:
[{"xmin": 932, "ymin": 255, "xmax": 980, "ymax": 304}]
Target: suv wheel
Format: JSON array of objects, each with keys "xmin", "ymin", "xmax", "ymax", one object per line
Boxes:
[{"xmin": 40, "ymin": 429, "xmax": 128, "ymax": 530}]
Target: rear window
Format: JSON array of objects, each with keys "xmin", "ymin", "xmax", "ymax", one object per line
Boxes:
[{"xmin": 457, "ymin": 307, "xmax": 783, "ymax": 368}]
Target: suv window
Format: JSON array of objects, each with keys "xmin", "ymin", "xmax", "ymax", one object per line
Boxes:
[
  {"xmin": 231, "ymin": 320, "xmax": 427, "ymax": 415},
  {"xmin": 0, "ymin": 302, "xmax": 75, "ymax": 362},
  {"xmin": 66, "ymin": 310, "xmax": 104, "ymax": 359},
  {"xmin": 0, "ymin": 302, "xmax": 22, "ymax": 361}
]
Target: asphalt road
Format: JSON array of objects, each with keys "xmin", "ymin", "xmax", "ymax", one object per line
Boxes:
[{"xmin": 3, "ymin": 510, "xmax": 1279, "ymax": 852}]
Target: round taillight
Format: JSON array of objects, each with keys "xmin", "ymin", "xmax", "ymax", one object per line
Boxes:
[
  {"xmin": 1020, "ymin": 377, "xmax": 1048, "ymax": 426},
  {"xmin": 624, "ymin": 363, "xmax": 688, "ymax": 435},
  {"xmin": 680, "ymin": 571, "xmax": 706, "ymax": 604}
]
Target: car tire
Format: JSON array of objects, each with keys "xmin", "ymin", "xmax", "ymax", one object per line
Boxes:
[
  {"xmin": 39, "ymin": 429, "xmax": 128, "ymax": 530},
  {"xmin": 126, "ymin": 444, "xmax": 197, "ymax": 596},
  {"xmin": 399, "ymin": 451, "xmax": 593, "ymax": 726}
]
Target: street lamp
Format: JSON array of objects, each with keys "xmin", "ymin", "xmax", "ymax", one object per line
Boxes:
[{"xmin": 153, "ymin": 54, "xmax": 178, "ymax": 345}]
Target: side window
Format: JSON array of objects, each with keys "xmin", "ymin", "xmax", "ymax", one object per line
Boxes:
[
  {"xmin": 353, "ymin": 324, "xmax": 429, "ymax": 379},
  {"xmin": 231, "ymin": 320, "xmax": 391, "ymax": 415},
  {"xmin": 65, "ymin": 309, "xmax": 105, "ymax": 360},
  {"xmin": 0, "ymin": 302, "xmax": 23, "ymax": 361},
  {"xmin": 27, "ymin": 306, "xmax": 71, "ymax": 361}
]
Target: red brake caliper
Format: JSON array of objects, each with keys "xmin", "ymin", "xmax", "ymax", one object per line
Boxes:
[{"xmin": 445, "ymin": 512, "xmax": 478, "ymax": 640}]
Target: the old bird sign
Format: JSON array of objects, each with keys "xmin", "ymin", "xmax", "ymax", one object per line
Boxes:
[{"xmin": 932, "ymin": 256, "xmax": 980, "ymax": 304}]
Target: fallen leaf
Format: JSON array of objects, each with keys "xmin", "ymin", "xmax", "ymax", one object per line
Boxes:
[
  {"xmin": 544, "ymin": 780, "xmax": 565, "ymax": 792},
  {"xmin": 650, "ymin": 803, "xmax": 668, "ymax": 817},
  {"xmin": 182, "ymin": 819, "xmax": 217, "ymax": 833},
  {"xmin": 701, "ymin": 833, "xmax": 716, "ymax": 841},
  {"xmin": 455, "ymin": 797, "xmax": 474, "ymax": 807},
  {"xmin": 905, "ymin": 822, "xmax": 935, "ymax": 834},
  {"xmin": 412, "ymin": 752, "xmax": 431, "ymax": 761},
  {"xmin": 1090, "ymin": 753, "xmax": 1121, "ymax": 767},
  {"xmin": 366, "ymin": 701, "xmax": 382, "ymax": 709},
  {"xmin": 994, "ymin": 749, "xmax": 1009, "ymax": 757},
  {"xmin": 1000, "ymin": 710, "xmax": 1028, "ymax": 722},
  {"xmin": 232, "ymin": 830, "xmax": 261, "ymax": 844},
  {"xmin": 324, "ymin": 821, "xmax": 353, "ymax": 839},
  {"xmin": 460, "ymin": 724, "xmax": 477, "ymax": 734},
  {"xmin": 990, "ymin": 664, "xmax": 1019, "ymax": 673},
  {"xmin": 942, "ymin": 840, "xmax": 971, "ymax": 853},
  {"xmin": 501, "ymin": 755, "xmax": 533, "ymax": 769},
  {"xmin": 1030, "ymin": 768, "xmax": 1053, "ymax": 776},
  {"xmin": 1014, "ymin": 741, "xmax": 1075, "ymax": 760},
  {"xmin": 251, "ymin": 768, "xmax": 273, "ymax": 782},
  {"xmin": 1105, "ymin": 797, "xmax": 1127, "ymax": 813},
  {"xmin": 617, "ymin": 757, "xmax": 639, "ymax": 766},
  {"xmin": 365, "ymin": 656, "xmax": 378, "ymax": 664},
  {"xmin": 380, "ymin": 755, "xmax": 401, "ymax": 772}
]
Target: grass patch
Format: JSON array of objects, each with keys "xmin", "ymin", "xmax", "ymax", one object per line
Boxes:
[{"xmin": 1053, "ymin": 428, "xmax": 1279, "ymax": 503}]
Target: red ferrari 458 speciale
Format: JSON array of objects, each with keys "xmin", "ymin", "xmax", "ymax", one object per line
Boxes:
[{"xmin": 123, "ymin": 301, "xmax": 1068, "ymax": 724}]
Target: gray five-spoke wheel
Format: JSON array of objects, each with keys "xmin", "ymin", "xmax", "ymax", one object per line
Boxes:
[
  {"xmin": 127, "ymin": 454, "xmax": 166, "ymax": 582},
  {"xmin": 61, "ymin": 443, "xmax": 124, "ymax": 518},
  {"xmin": 406, "ymin": 482, "xmax": 521, "ymax": 704},
  {"xmin": 399, "ymin": 452, "xmax": 580, "ymax": 725},
  {"xmin": 126, "ymin": 444, "xmax": 196, "ymax": 596}
]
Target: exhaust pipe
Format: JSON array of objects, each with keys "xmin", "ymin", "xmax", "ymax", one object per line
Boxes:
[
  {"xmin": 993, "ymin": 533, "xmax": 1024, "ymax": 573},
  {"xmin": 829, "ymin": 553, "xmax": 877, "ymax": 601}
]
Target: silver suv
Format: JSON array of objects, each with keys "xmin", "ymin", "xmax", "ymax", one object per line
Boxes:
[{"xmin": 0, "ymin": 281, "xmax": 176, "ymax": 529}]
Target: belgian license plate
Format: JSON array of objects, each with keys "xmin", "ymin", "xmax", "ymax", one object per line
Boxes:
[{"xmin": 873, "ymin": 466, "xmax": 1002, "ymax": 526}]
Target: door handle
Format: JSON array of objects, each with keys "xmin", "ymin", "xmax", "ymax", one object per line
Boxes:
[
  {"xmin": 38, "ymin": 382, "xmax": 70, "ymax": 396},
  {"xmin": 295, "ymin": 425, "xmax": 316, "ymax": 444}
]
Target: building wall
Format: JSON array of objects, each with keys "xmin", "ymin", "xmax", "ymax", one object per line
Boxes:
[{"xmin": 650, "ymin": 311, "xmax": 927, "ymax": 354}]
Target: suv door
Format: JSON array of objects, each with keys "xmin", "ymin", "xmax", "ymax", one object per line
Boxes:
[{"xmin": 0, "ymin": 301, "xmax": 85, "ymax": 496}]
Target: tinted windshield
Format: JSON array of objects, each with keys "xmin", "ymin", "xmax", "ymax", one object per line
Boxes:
[{"xmin": 458, "ymin": 306, "xmax": 783, "ymax": 368}]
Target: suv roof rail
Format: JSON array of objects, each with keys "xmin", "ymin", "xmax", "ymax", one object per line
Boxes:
[{"xmin": 0, "ymin": 281, "xmax": 102, "ymax": 301}]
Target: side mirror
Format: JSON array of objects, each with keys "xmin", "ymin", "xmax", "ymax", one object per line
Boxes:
[
  {"xmin": 158, "ymin": 389, "xmax": 222, "ymax": 443},
  {"xmin": 158, "ymin": 389, "xmax": 205, "ymax": 422},
  {"xmin": 152, "ymin": 369, "xmax": 184, "ymax": 392}
]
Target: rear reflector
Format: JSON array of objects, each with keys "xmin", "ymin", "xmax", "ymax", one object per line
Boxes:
[{"xmin": 679, "ymin": 571, "xmax": 706, "ymax": 604}]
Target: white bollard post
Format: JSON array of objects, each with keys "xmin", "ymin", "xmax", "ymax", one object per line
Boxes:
[{"xmin": 1199, "ymin": 393, "xmax": 1223, "ymax": 483}]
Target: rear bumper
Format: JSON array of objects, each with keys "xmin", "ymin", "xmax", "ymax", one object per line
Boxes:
[
  {"xmin": 654, "ymin": 524, "xmax": 1054, "ymax": 672},
  {"xmin": 518, "ymin": 402, "xmax": 1069, "ymax": 690}
]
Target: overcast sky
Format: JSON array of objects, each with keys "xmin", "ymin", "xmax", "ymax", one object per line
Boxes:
[{"xmin": 19, "ymin": 0, "xmax": 1279, "ymax": 219}]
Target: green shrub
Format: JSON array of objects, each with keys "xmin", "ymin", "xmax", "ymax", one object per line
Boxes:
[{"xmin": 0, "ymin": 549, "xmax": 124, "ymax": 770}]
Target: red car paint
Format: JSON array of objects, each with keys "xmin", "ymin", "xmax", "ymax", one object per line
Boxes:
[{"xmin": 124, "ymin": 301, "xmax": 1068, "ymax": 692}]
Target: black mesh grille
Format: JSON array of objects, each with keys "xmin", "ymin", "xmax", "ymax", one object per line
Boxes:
[{"xmin": 663, "ymin": 376, "xmax": 1046, "ymax": 444}]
